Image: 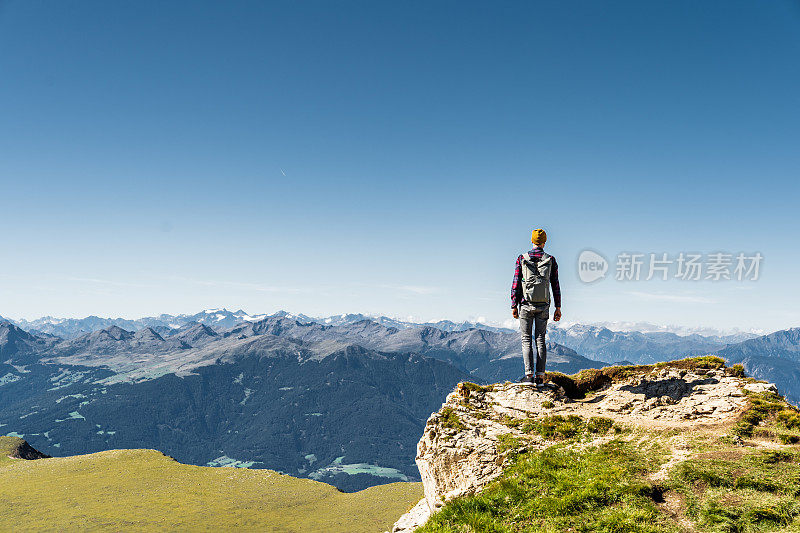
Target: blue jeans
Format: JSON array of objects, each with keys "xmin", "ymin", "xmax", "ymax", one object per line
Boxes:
[{"xmin": 519, "ymin": 303, "xmax": 549, "ymax": 376}]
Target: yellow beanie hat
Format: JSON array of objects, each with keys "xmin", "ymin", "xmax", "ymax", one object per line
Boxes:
[{"xmin": 531, "ymin": 228, "xmax": 547, "ymax": 246}]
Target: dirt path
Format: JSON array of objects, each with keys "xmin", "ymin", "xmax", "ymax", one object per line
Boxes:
[{"xmin": 649, "ymin": 435, "xmax": 692, "ymax": 482}]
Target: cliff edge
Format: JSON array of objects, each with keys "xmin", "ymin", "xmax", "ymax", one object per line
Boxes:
[{"xmin": 392, "ymin": 357, "xmax": 800, "ymax": 532}]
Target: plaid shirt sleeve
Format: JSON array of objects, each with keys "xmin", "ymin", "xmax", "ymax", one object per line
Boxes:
[
  {"xmin": 550, "ymin": 256, "xmax": 561, "ymax": 308},
  {"xmin": 511, "ymin": 254, "xmax": 523, "ymax": 308}
]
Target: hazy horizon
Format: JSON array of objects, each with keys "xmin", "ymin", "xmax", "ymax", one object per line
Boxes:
[{"xmin": 1, "ymin": 306, "xmax": 771, "ymax": 337}]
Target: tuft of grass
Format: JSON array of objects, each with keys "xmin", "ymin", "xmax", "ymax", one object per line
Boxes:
[
  {"xmin": 726, "ymin": 363, "xmax": 746, "ymax": 377},
  {"xmin": 440, "ymin": 407, "xmax": 468, "ymax": 431},
  {"xmin": 731, "ymin": 390, "xmax": 800, "ymax": 446},
  {"xmin": 522, "ymin": 415, "xmax": 584, "ymax": 440},
  {"xmin": 457, "ymin": 382, "xmax": 494, "ymax": 410},
  {"xmin": 587, "ymin": 416, "xmax": 615, "ymax": 434},
  {"xmin": 518, "ymin": 415, "xmax": 617, "ymax": 441},
  {"xmin": 496, "ymin": 433, "xmax": 526, "ymax": 454},
  {"xmin": 540, "ymin": 401, "xmax": 554, "ymax": 409},
  {"xmin": 777, "ymin": 409, "xmax": 800, "ymax": 430},
  {"xmin": 459, "ymin": 382, "xmax": 494, "ymax": 394},
  {"xmin": 419, "ymin": 440, "xmax": 675, "ymax": 533},
  {"xmin": 499, "ymin": 415, "xmax": 523, "ymax": 429},
  {"xmin": 733, "ymin": 391, "xmax": 795, "ymax": 438},
  {"xmin": 653, "ymin": 356, "xmax": 726, "ymax": 371}
]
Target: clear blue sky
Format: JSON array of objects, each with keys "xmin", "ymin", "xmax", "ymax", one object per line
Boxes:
[{"xmin": 1, "ymin": 1, "xmax": 798, "ymax": 331}]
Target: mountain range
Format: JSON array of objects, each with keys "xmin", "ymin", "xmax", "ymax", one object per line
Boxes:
[
  {"xmin": 719, "ymin": 327, "xmax": 800, "ymax": 405},
  {"xmin": 10, "ymin": 309, "xmax": 269, "ymax": 339},
  {"xmin": 0, "ymin": 314, "xmax": 607, "ymax": 491},
  {"xmin": 5, "ymin": 309, "xmax": 762, "ymax": 367},
  {"xmin": 8, "ymin": 309, "xmax": 757, "ymax": 342},
  {"xmin": 2, "ymin": 309, "xmax": 799, "ymax": 492},
  {"xmin": 6, "ymin": 309, "xmax": 519, "ymax": 340}
]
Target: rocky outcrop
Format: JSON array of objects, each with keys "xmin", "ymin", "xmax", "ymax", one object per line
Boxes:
[
  {"xmin": 392, "ymin": 361, "xmax": 762, "ymax": 532},
  {"xmin": 0, "ymin": 436, "xmax": 50, "ymax": 460}
]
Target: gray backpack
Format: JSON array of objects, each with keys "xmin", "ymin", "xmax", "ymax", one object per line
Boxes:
[{"xmin": 520, "ymin": 252, "xmax": 552, "ymax": 305}]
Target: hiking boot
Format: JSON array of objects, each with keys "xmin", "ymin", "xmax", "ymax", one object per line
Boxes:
[{"xmin": 518, "ymin": 375, "xmax": 535, "ymax": 386}]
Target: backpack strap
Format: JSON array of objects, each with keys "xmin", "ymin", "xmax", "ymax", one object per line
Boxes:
[
  {"xmin": 520, "ymin": 253, "xmax": 532, "ymax": 269},
  {"xmin": 522, "ymin": 251, "xmax": 549, "ymax": 266},
  {"xmin": 521, "ymin": 252, "xmax": 541, "ymax": 279}
]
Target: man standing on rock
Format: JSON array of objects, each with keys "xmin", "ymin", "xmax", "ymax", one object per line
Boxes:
[{"xmin": 511, "ymin": 228, "xmax": 562, "ymax": 386}]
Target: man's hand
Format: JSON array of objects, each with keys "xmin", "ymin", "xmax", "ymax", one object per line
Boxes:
[
  {"xmin": 512, "ymin": 307, "xmax": 519, "ymax": 319},
  {"xmin": 553, "ymin": 308, "xmax": 562, "ymax": 322}
]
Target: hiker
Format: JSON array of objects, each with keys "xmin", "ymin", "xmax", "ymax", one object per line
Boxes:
[{"xmin": 511, "ymin": 228, "xmax": 561, "ymax": 386}]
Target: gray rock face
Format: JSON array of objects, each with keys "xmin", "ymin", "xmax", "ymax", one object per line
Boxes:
[
  {"xmin": 415, "ymin": 383, "xmax": 565, "ymax": 517},
  {"xmin": 0, "ymin": 321, "xmax": 57, "ymax": 361},
  {"xmin": 591, "ymin": 368, "xmax": 747, "ymax": 420},
  {"xmin": 743, "ymin": 382, "xmax": 778, "ymax": 394},
  {"xmin": 390, "ymin": 498, "xmax": 431, "ymax": 533}
]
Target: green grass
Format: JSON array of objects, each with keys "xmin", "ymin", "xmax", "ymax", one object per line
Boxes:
[
  {"xmin": 653, "ymin": 356, "xmax": 726, "ymax": 371},
  {"xmin": 734, "ymin": 391, "xmax": 800, "ymax": 444},
  {"xmin": 521, "ymin": 414, "xmax": 585, "ymax": 440},
  {"xmin": 418, "ymin": 439, "xmax": 675, "ymax": 533},
  {"xmin": 587, "ymin": 416, "xmax": 616, "ymax": 434},
  {"xmin": 0, "ymin": 447, "xmax": 422, "ymax": 532},
  {"xmin": 517, "ymin": 415, "xmax": 618, "ymax": 441},
  {"xmin": 496, "ymin": 433, "xmax": 525, "ymax": 454},
  {"xmin": 670, "ymin": 448, "xmax": 800, "ymax": 532},
  {"xmin": 440, "ymin": 407, "xmax": 468, "ymax": 431},
  {"xmin": 660, "ymin": 387, "xmax": 800, "ymax": 532},
  {"xmin": 776, "ymin": 410, "xmax": 800, "ymax": 430}
]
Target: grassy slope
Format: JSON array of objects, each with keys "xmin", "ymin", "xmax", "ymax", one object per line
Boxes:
[
  {"xmin": 0, "ymin": 445, "xmax": 422, "ymax": 532},
  {"xmin": 420, "ymin": 359, "xmax": 800, "ymax": 533}
]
